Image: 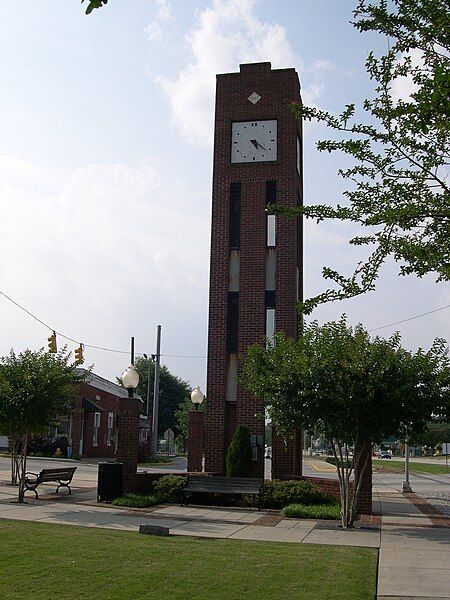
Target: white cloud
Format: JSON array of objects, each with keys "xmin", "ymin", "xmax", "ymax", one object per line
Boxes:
[
  {"xmin": 0, "ymin": 157, "xmax": 210, "ymax": 383},
  {"xmin": 145, "ymin": 0, "xmax": 173, "ymax": 43},
  {"xmin": 391, "ymin": 48, "xmax": 422, "ymax": 103},
  {"xmin": 156, "ymin": 0, "xmax": 297, "ymax": 147}
]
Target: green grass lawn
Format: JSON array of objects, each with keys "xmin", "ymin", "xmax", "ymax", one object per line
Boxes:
[
  {"xmin": 373, "ymin": 459, "xmax": 449, "ymax": 474},
  {"xmin": 0, "ymin": 519, "xmax": 377, "ymax": 600}
]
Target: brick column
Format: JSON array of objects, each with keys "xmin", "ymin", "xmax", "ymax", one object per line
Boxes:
[
  {"xmin": 271, "ymin": 428, "xmax": 302, "ymax": 480},
  {"xmin": 188, "ymin": 410, "xmax": 204, "ymax": 472},
  {"xmin": 116, "ymin": 396, "xmax": 141, "ymax": 493},
  {"xmin": 356, "ymin": 445, "xmax": 372, "ymax": 515}
]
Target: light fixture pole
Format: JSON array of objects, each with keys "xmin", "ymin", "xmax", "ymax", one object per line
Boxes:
[
  {"xmin": 402, "ymin": 439, "xmax": 412, "ymax": 492},
  {"xmin": 191, "ymin": 386, "xmax": 205, "ymax": 410},
  {"xmin": 151, "ymin": 325, "xmax": 161, "ymax": 459},
  {"xmin": 121, "ymin": 338, "xmax": 139, "ymax": 398}
]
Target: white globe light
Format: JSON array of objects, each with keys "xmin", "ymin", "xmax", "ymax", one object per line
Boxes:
[
  {"xmin": 191, "ymin": 386, "xmax": 204, "ymax": 407},
  {"xmin": 122, "ymin": 365, "xmax": 139, "ymax": 390}
]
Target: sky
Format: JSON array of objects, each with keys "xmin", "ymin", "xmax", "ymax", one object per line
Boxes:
[{"xmin": 0, "ymin": 0, "xmax": 448, "ymax": 391}]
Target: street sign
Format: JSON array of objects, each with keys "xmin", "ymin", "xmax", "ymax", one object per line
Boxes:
[{"xmin": 163, "ymin": 428, "xmax": 174, "ymax": 442}]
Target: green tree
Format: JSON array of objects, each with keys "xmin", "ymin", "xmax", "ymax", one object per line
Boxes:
[
  {"xmin": 226, "ymin": 425, "xmax": 253, "ymax": 477},
  {"xmin": 0, "ymin": 349, "xmax": 82, "ymax": 503},
  {"xmin": 81, "ymin": 0, "xmax": 108, "ymax": 15},
  {"xmin": 276, "ymin": 0, "xmax": 450, "ymax": 313},
  {"xmin": 411, "ymin": 420, "xmax": 450, "ymax": 448},
  {"xmin": 243, "ymin": 318, "xmax": 449, "ymax": 528},
  {"xmin": 129, "ymin": 357, "xmax": 191, "ymax": 437}
]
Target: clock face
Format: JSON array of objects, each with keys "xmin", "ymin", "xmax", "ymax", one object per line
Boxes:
[{"xmin": 231, "ymin": 120, "xmax": 277, "ymax": 163}]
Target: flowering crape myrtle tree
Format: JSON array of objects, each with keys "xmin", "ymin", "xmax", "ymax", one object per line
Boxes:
[
  {"xmin": 0, "ymin": 349, "xmax": 81, "ymax": 503},
  {"xmin": 242, "ymin": 318, "xmax": 449, "ymax": 529},
  {"xmin": 272, "ymin": 0, "xmax": 450, "ymax": 314}
]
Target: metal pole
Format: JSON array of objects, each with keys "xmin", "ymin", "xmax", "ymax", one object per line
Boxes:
[
  {"xmin": 151, "ymin": 325, "xmax": 161, "ymax": 459},
  {"xmin": 402, "ymin": 441, "xmax": 412, "ymax": 492},
  {"xmin": 128, "ymin": 337, "xmax": 135, "ymax": 398},
  {"xmin": 144, "ymin": 354, "xmax": 152, "ymax": 417}
]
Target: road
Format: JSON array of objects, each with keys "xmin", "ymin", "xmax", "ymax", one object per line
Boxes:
[{"xmin": 1, "ymin": 455, "xmax": 448, "ymax": 496}]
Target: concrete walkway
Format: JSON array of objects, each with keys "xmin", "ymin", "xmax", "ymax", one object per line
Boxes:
[
  {"xmin": 376, "ymin": 493, "xmax": 450, "ymax": 600},
  {"xmin": 1, "ymin": 479, "xmax": 448, "ymax": 599}
]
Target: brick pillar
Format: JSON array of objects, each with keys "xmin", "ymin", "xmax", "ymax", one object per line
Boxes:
[
  {"xmin": 116, "ymin": 396, "xmax": 141, "ymax": 493},
  {"xmin": 187, "ymin": 410, "xmax": 204, "ymax": 472},
  {"xmin": 271, "ymin": 428, "xmax": 303, "ymax": 480},
  {"xmin": 356, "ymin": 445, "xmax": 372, "ymax": 515}
]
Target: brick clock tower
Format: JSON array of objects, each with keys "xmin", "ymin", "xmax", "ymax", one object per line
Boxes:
[{"xmin": 204, "ymin": 62, "xmax": 303, "ymax": 479}]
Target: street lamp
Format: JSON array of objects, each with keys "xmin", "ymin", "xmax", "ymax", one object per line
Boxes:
[
  {"xmin": 122, "ymin": 364, "xmax": 139, "ymax": 398},
  {"xmin": 191, "ymin": 386, "xmax": 205, "ymax": 410}
]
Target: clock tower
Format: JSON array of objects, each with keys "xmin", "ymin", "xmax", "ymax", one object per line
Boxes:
[{"xmin": 204, "ymin": 62, "xmax": 303, "ymax": 478}]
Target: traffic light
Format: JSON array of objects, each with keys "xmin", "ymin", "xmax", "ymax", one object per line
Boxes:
[
  {"xmin": 47, "ymin": 331, "xmax": 57, "ymax": 353},
  {"xmin": 74, "ymin": 344, "xmax": 84, "ymax": 365}
]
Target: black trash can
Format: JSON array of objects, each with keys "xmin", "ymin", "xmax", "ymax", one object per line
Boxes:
[{"xmin": 97, "ymin": 462, "xmax": 123, "ymax": 503}]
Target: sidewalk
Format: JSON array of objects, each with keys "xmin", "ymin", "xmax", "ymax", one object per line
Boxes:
[
  {"xmin": 1, "ymin": 480, "xmax": 448, "ymax": 598},
  {"xmin": 376, "ymin": 493, "xmax": 450, "ymax": 600}
]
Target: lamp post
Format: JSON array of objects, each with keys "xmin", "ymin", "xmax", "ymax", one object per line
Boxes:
[
  {"xmin": 150, "ymin": 325, "xmax": 162, "ymax": 460},
  {"xmin": 402, "ymin": 440, "xmax": 412, "ymax": 493},
  {"xmin": 122, "ymin": 364, "xmax": 139, "ymax": 398},
  {"xmin": 191, "ymin": 386, "xmax": 205, "ymax": 410}
]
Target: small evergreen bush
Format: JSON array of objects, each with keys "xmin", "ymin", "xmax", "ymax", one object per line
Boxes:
[
  {"xmin": 226, "ymin": 425, "xmax": 253, "ymax": 477},
  {"xmin": 112, "ymin": 494, "xmax": 161, "ymax": 508},
  {"xmin": 283, "ymin": 503, "xmax": 341, "ymax": 520},
  {"xmin": 153, "ymin": 475, "xmax": 185, "ymax": 502},
  {"xmin": 261, "ymin": 480, "xmax": 338, "ymax": 509}
]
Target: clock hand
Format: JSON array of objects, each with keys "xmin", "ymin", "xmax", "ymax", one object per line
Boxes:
[{"xmin": 250, "ymin": 139, "xmax": 267, "ymax": 151}]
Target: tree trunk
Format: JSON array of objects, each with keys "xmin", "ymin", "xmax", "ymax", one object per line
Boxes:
[
  {"xmin": 349, "ymin": 439, "xmax": 372, "ymax": 527},
  {"xmin": 17, "ymin": 434, "xmax": 28, "ymax": 504},
  {"xmin": 10, "ymin": 434, "xmax": 20, "ymax": 486}
]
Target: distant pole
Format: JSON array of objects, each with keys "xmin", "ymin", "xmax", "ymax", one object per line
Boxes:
[
  {"xmin": 151, "ymin": 325, "xmax": 161, "ymax": 459},
  {"xmin": 131, "ymin": 337, "xmax": 135, "ymax": 365},
  {"xmin": 402, "ymin": 440, "xmax": 412, "ymax": 492},
  {"xmin": 145, "ymin": 356, "xmax": 152, "ymax": 417}
]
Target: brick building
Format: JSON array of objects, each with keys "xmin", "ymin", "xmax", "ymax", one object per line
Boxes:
[
  {"xmin": 204, "ymin": 62, "xmax": 303, "ymax": 478},
  {"xmin": 65, "ymin": 369, "xmax": 148, "ymax": 459}
]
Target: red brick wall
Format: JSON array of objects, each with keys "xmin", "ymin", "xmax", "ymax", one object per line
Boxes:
[
  {"xmin": 116, "ymin": 396, "xmax": 141, "ymax": 493},
  {"xmin": 205, "ymin": 62, "xmax": 303, "ymax": 478},
  {"xmin": 71, "ymin": 383, "xmax": 120, "ymax": 458}
]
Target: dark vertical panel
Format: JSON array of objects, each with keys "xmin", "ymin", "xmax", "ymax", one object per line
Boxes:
[
  {"xmin": 266, "ymin": 180, "xmax": 277, "ymax": 205},
  {"xmin": 226, "ymin": 291, "xmax": 239, "ymax": 353},
  {"xmin": 229, "ymin": 183, "xmax": 241, "ymax": 249},
  {"xmin": 265, "ymin": 290, "xmax": 276, "ymax": 309}
]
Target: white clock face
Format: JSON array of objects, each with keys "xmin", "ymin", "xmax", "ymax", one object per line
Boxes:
[{"xmin": 231, "ymin": 120, "xmax": 277, "ymax": 163}]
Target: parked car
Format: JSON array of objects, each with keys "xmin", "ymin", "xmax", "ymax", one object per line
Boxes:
[{"xmin": 378, "ymin": 452, "xmax": 392, "ymax": 459}]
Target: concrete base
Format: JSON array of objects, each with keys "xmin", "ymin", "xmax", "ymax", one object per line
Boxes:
[{"xmin": 139, "ymin": 524, "xmax": 169, "ymax": 536}]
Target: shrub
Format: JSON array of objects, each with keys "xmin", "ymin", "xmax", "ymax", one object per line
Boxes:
[
  {"xmin": 153, "ymin": 475, "xmax": 185, "ymax": 502},
  {"xmin": 283, "ymin": 503, "xmax": 341, "ymax": 520},
  {"xmin": 261, "ymin": 480, "xmax": 338, "ymax": 509},
  {"xmin": 226, "ymin": 425, "xmax": 252, "ymax": 477},
  {"xmin": 112, "ymin": 494, "xmax": 161, "ymax": 508}
]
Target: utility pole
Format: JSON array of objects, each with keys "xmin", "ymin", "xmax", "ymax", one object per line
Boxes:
[{"xmin": 151, "ymin": 325, "xmax": 161, "ymax": 459}]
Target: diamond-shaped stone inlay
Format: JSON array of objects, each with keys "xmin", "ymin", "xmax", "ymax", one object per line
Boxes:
[{"xmin": 247, "ymin": 92, "xmax": 261, "ymax": 105}]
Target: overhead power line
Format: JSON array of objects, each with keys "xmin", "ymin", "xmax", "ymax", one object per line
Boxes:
[
  {"xmin": 368, "ymin": 304, "xmax": 450, "ymax": 332},
  {"xmin": 1, "ymin": 289, "xmax": 449, "ymax": 359}
]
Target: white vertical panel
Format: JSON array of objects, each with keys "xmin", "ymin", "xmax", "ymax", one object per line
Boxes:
[
  {"xmin": 265, "ymin": 309, "xmax": 275, "ymax": 348},
  {"xmin": 267, "ymin": 215, "xmax": 276, "ymax": 246}
]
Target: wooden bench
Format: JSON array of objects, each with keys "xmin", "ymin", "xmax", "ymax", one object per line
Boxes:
[
  {"xmin": 181, "ymin": 475, "xmax": 264, "ymax": 509},
  {"xmin": 24, "ymin": 467, "xmax": 77, "ymax": 499}
]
